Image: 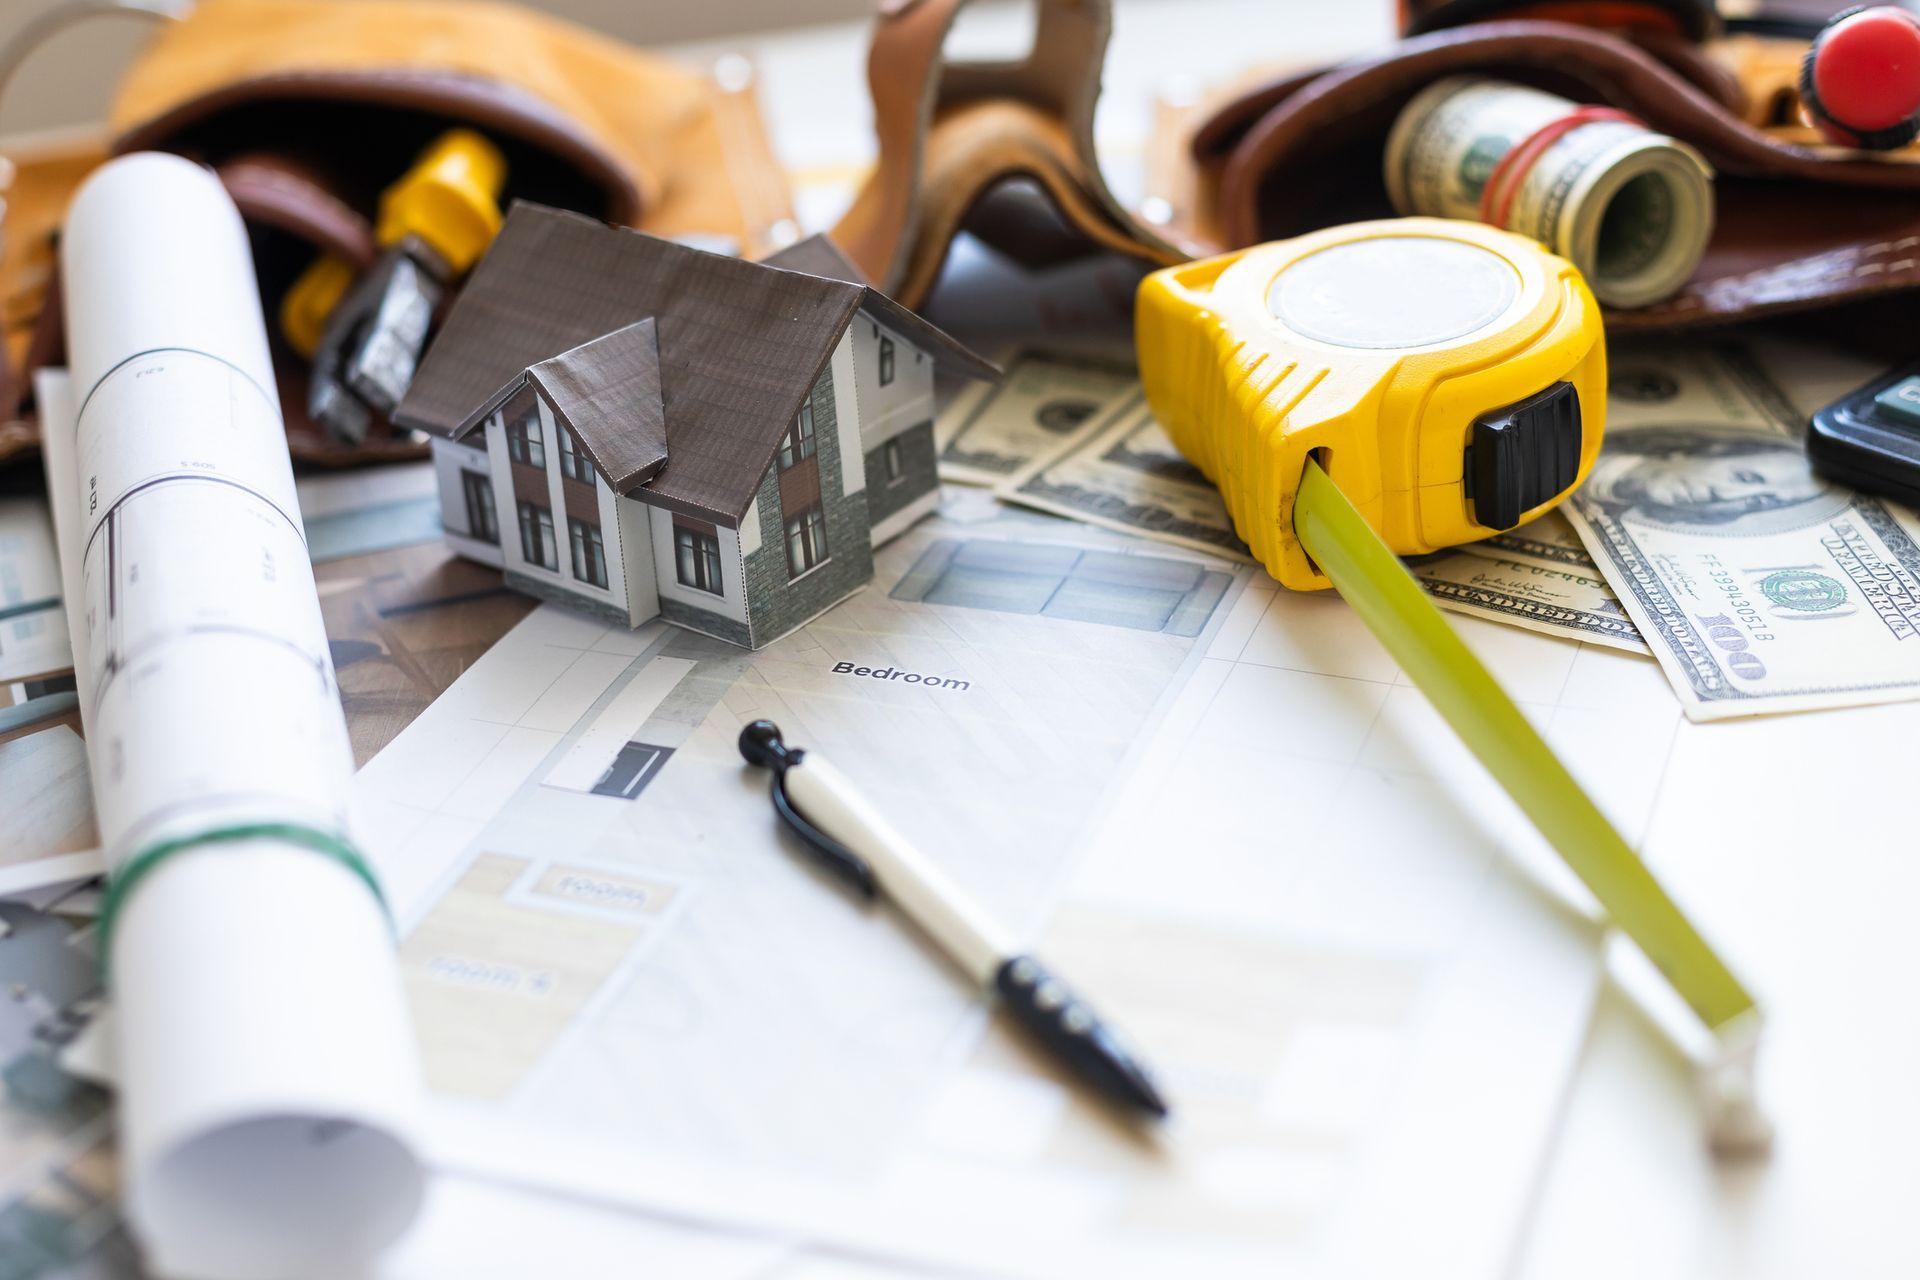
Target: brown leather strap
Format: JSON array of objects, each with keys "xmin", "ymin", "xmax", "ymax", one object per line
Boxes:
[
  {"xmin": 216, "ymin": 154, "xmax": 379, "ymax": 267},
  {"xmin": 835, "ymin": 0, "xmax": 1174, "ymax": 297},
  {"xmin": 1193, "ymin": 20, "xmax": 1742, "ymax": 168},
  {"xmin": 1399, "ymin": 0, "xmax": 1718, "ymax": 40},
  {"xmin": 1215, "ymin": 20, "xmax": 1920, "ymax": 249},
  {"xmin": 1200, "ymin": 20, "xmax": 1920, "ymax": 328}
]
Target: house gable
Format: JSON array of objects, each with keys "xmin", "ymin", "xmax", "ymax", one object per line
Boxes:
[{"xmin": 525, "ymin": 317, "xmax": 667, "ymax": 493}]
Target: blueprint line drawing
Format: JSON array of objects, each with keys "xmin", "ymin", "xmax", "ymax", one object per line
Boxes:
[
  {"xmin": 357, "ymin": 496, "xmax": 1679, "ymax": 1279},
  {"xmin": 891, "ymin": 538, "xmax": 1233, "ymax": 636}
]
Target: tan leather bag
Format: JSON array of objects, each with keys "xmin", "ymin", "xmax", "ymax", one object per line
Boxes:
[
  {"xmin": 2, "ymin": 0, "xmax": 793, "ymax": 466},
  {"xmin": 830, "ymin": 0, "xmax": 1182, "ymax": 310},
  {"xmin": 1164, "ymin": 13, "xmax": 1920, "ymax": 333}
]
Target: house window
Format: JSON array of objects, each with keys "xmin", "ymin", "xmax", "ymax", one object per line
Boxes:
[
  {"xmin": 784, "ymin": 502, "xmax": 829, "ymax": 579},
  {"xmin": 556, "ymin": 423, "xmax": 596, "ymax": 485},
  {"xmin": 569, "ymin": 517, "xmax": 607, "ymax": 588},
  {"xmin": 883, "ymin": 437, "xmax": 905, "ymax": 486},
  {"xmin": 674, "ymin": 521, "xmax": 723, "ymax": 595},
  {"xmin": 517, "ymin": 501, "xmax": 556, "ymax": 570},
  {"xmin": 779, "ymin": 401, "xmax": 816, "ymax": 470},
  {"xmin": 879, "ymin": 335, "xmax": 895, "ymax": 386},
  {"xmin": 506, "ymin": 407, "xmax": 545, "ymax": 468},
  {"xmin": 460, "ymin": 470, "xmax": 499, "ymax": 543}
]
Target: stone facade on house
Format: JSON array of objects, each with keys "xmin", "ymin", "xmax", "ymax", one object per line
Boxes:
[
  {"xmin": 863, "ymin": 420, "xmax": 938, "ymax": 533},
  {"xmin": 738, "ymin": 368, "xmax": 875, "ymax": 646}
]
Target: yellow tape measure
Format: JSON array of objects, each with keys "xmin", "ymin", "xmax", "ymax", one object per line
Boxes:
[
  {"xmin": 1140, "ymin": 217, "xmax": 1607, "ymax": 585},
  {"xmin": 1138, "ymin": 218, "xmax": 1767, "ymax": 1148}
]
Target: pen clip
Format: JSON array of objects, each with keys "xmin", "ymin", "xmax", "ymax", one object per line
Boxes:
[{"xmin": 770, "ymin": 772, "xmax": 877, "ymax": 899}]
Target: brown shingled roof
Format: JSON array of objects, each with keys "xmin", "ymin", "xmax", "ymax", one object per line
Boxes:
[
  {"xmin": 396, "ymin": 203, "xmax": 997, "ymax": 525},
  {"xmin": 527, "ymin": 318, "xmax": 667, "ymax": 493},
  {"xmin": 763, "ymin": 234, "xmax": 869, "ymax": 284},
  {"xmin": 396, "ymin": 203, "xmax": 865, "ymax": 526},
  {"xmin": 763, "ymin": 234, "xmax": 1000, "ymax": 386}
]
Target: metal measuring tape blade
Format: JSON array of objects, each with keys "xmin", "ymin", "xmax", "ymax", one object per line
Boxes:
[{"xmin": 1138, "ymin": 218, "xmax": 1768, "ymax": 1151}]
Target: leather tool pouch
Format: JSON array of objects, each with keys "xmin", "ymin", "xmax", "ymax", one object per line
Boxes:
[
  {"xmin": 1, "ymin": 0, "xmax": 791, "ymax": 467},
  {"xmin": 831, "ymin": 0, "xmax": 1183, "ymax": 310},
  {"xmin": 1178, "ymin": 15, "xmax": 1920, "ymax": 333}
]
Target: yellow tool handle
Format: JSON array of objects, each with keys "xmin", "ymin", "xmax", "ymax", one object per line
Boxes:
[{"xmin": 1294, "ymin": 457, "xmax": 1756, "ymax": 1034}]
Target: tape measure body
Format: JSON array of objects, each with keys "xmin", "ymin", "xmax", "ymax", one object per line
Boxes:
[{"xmin": 1137, "ymin": 218, "xmax": 1605, "ymax": 589}]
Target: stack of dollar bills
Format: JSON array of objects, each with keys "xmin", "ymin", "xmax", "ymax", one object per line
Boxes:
[{"xmin": 937, "ymin": 339, "xmax": 1916, "ymax": 721}]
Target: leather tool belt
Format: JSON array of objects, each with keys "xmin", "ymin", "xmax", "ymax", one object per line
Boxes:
[
  {"xmin": 1177, "ymin": 11, "xmax": 1920, "ymax": 332},
  {"xmin": 1, "ymin": 0, "xmax": 792, "ymax": 468},
  {"xmin": 830, "ymin": 0, "xmax": 1920, "ymax": 343}
]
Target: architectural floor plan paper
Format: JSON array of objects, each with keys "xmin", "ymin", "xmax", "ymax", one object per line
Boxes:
[
  {"xmin": 356, "ymin": 498, "xmax": 1684, "ymax": 1279},
  {"xmin": 0, "ymin": 496, "xmax": 69, "ymax": 685}
]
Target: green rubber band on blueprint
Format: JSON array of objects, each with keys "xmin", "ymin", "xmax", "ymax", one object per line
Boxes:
[{"xmin": 96, "ymin": 822, "xmax": 390, "ymax": 983}]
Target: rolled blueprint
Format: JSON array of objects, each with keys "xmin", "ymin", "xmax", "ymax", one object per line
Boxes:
[{"xmin": 38, "ymin": 153, "xmax": 424, "ymax": 1277}]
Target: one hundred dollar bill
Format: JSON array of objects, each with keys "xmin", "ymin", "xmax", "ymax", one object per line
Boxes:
[
  {"xmin": 1001, "ymin": 389, "xmax": 1648, "ymax": 651},
  {"xmin": 997, "ymin": 390, "xmax": 1255, "ymax": 563},
  {"xmin": 935, "ymin": 348, "xmax": 1139, "ymax": 486},
  {"xmin": 1458, "ymin": 509, "xmax": 1594, "ymax": 570},
  {"xmin": 1562, "ymin": 344, "xmax": 1920, "ymax": 720},
  {"xmin": 1409, "ymin": 547, "xmax": 1648, "ymax": 653}
]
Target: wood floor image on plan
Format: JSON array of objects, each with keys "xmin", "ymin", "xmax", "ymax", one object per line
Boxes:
[{"xmin": 400, "ymin": 852, "xmax": 685, "ymax": 1100}]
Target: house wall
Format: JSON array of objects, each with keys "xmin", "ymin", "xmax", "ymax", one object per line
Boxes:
[
  {"xmin": 849, "ymin": 312, "xmax": 936, "ymax": 455},
  {"xmin": 827, "ymin": 327, "xmax": 865, "ymax": 500},
  {"xmin": 490, "ymin": 388, "xmax": 640, "ymax": 628},
  {"xmin": 864, "ymin": 420, "xmax": 941, "ymax": 544},
  {"xmin": 848, "ymin": 312, "xmax": 939, "ymax": 549},
  {"xmin": 615, "ymin": 495, "xmax": 659, "ymax": 626},
  {"xmin": 650, "ymin": 506, "xmax": 751, "ymax": 647},
  {"xmin": 432, "ymin": 435, "xmax": 504, "ymax": 569},
  {"xmin": 738, "ymin": 360, "xmax": 873, "ymax": 646}
]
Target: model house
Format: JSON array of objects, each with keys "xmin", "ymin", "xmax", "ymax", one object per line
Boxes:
[{"xmin": 394, "ymin": 203, "xmax": 996, "ymax": 648}]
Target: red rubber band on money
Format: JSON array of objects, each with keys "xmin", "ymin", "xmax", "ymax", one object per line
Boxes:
[{"xmin": 1478, "ymin": 105, "xmax": 1642, "ymax": 232}]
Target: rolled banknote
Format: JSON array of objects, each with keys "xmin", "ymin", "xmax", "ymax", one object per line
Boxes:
[
  {"xmin": 1385, "ymin": 77, "xmax": 1714, "ymax": 308},
  {"xmin": 1562, "ymin": 343, "xmax": 1920, "ymax": 720}
]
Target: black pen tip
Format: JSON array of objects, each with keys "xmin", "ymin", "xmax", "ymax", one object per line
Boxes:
[
  {"xmin": 994, "ymin": 956, "xmax": 1172, "ymax": 1120},
  {"xmin": 1127, "ymin": 1071, "xmax": 1171, "ymax": 1119}
]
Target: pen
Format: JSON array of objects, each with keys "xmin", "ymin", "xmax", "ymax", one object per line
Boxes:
[{"xmin": 738, "ymin": 720, "xmax": 1169, "ymax": 1119}]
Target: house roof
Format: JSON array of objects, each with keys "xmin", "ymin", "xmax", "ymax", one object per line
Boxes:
[
  {"xmin": 762, "ymin": 234, "xmax": 869, "ymax": 285},
  {"xmin": 396, "ymin": 204, "xmax": 998, "ymax": 526},
  {"xmin": 527, "ymin": 318, "xmax": 667, "ymax": 493},
  {"xmin": 762, "ymin": 235, "xmax": 1001, "ymax": 387}
]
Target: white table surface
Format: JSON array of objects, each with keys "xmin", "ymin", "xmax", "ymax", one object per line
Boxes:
[
  {"xmin": 684, "ymin": 5, "xmax": 1920, "ymax": 1279},
  {"xmin": 10, "ymin": 3, "xmax": 1914, "ymax": 1275}
]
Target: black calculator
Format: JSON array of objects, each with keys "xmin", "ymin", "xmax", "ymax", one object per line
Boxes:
[{"xmin": 1807, "ymin": 363, "xmax": 1920, "ymax": 508}]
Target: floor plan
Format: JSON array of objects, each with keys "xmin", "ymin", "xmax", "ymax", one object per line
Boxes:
[{"xmin": 356, "ymin": 497, "xmax": 1682, "ymax": 1278}]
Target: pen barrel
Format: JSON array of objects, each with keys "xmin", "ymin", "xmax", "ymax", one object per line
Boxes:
[{"xmin": 784, "ymin": 754, "xmax": 1014, "ymax": 986}]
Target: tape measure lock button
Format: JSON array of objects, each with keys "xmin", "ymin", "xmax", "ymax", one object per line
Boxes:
[{"xmin": 1463, "ymin": 381, "xmax": 1584, "ymax": 531}]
